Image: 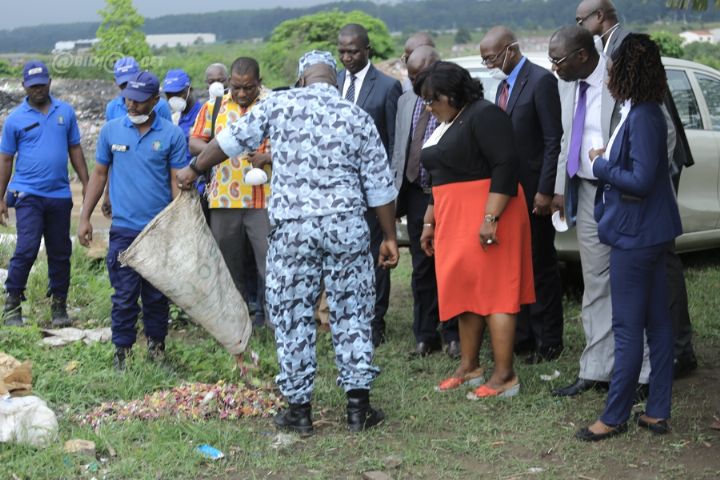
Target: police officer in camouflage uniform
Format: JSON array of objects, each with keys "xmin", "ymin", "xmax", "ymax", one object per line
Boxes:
[{"xmin": 176, "ymin": 51, "xmax": 399, "ymax": 435}]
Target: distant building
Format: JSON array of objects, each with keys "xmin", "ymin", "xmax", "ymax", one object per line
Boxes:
[
  {"xmin": 52, "ymin": 33, "xmax": 216, "ymax": 53},
  {"xmin": 679, "ymin": 29, "xmax": 717, "ymax": 45}
]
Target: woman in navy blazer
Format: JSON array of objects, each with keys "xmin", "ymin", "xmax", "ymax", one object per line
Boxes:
[{"xmin": 575, "ymin": 34, "xmax": 682, "ymax": 442}]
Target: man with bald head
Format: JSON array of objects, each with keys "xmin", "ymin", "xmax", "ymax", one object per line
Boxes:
[
  {"xmin": 480, "ymin": 26, "xmax": 564, "ymax": 364},
  {"xmin": 401, "ymin": 32, "xmax": 435, "ymax": 91},
  {"xmin": 390, "ymin": 46, "xmax": 459, "ymax": 357},
  {"xmin": 575, "ymin": 0, "xmax": 698, "ymax": 380},
  {"xmin": 549, "ymin": 25, "xmax": 652, "ymax": 397}
]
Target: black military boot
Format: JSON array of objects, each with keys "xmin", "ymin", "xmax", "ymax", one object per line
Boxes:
[
  {"xmin": 346, "ymin": 389, "xmax": 385, "ymax": 432},
  {"xmin": 51, "ymin": 296, "xmax": 71, "ymax": 327},
  {"xmin": 146, "ymin": 338, "xmax": 166, "ymax": 363},
  {"xmin": 273, "ymin": 402, "xmax": 313, "ymax": 436},
  {"xmin": 3, "ymin": 293, "xmax": 23, "ymax": 326},
  {"xmin": 113, "ymin": 346, "xmax": 131, "ymax": 371}
]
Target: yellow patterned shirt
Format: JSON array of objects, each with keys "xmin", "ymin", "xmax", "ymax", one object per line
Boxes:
[{"xmin": 191, "ymin": 89, "xmax": 271, "ymax": 209}]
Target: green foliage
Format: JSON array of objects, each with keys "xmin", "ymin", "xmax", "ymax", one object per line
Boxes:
[
  {"xmin": 651, "ymin": 31, "xmax": 685, "ymax": 58},
  {"xmin": 683, "ymin": 40, "xmax": 720, "ymax": 69},
  {"xmin": 454, "ymin": 27, "xmax": 473, "ymax": 45},
  {"xmin": 666, "ymin": 0, "xmax": 720, "ymax": 10},
  {"xmin": 263, "ymin": 9, "xmax": 394, "ymax": 85},
  {"xmin": 0, "ymin": 59, "xmax": 19, "ymax": 76},
  {"xmin": 93, "ymin": 0, "xmax": 151, "ymax": 69}
]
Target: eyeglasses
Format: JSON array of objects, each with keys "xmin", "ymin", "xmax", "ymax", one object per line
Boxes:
[
  {"xmin": 576, "ymin": 9, "xmax": 599, "ymax": 26},
  {"xmin": 548, "ymin": 48, "xmax": 583, "ymax": 66},
  {"xmin": 422, "ymin": 98, "xmax": 434, "ymax": 107},
  {"xmin": 481, "ymin": 42, "xmax": 518, "ymax": 66}
]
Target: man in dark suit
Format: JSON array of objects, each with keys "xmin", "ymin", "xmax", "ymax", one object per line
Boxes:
[
  {"xmin": 479, "ymin": 26, "xmax": 565, "ymax": 364},
  {"xmin": 389, "ymin": 46, "xmax": 460, "ymax": 358},
  {"xmin": 576, "ymin": 0, "xmax": 698, "ymax": 379},
  {"xmin": 338, "ymin": 23, "xmax": 402, "ymax": 347}
]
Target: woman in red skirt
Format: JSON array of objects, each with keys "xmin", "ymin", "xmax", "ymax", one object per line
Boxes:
[{"xmin": 416, "ymin": 61, "xmax": 535, "ymax": 398}]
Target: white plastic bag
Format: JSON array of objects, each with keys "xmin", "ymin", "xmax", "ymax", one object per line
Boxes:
[
  {"xmin": 0, "ymin": 395, "xmax": 58, "ymax": 447},
  {"xmin": 119, "ymin": 190, "xmax": 251, "ymax": 355}
]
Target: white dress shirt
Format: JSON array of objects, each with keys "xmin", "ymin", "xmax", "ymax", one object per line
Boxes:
[
  {"xmin": 341, "ymin": 61, "xmax": 371, "ymax": 104},
  {"xmin": 577, "ymin": 55, "xmax": 607, "ymax": 180}
]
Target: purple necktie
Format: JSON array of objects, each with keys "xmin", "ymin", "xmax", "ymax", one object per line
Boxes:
[{"xmin": 567, "ymin": 80, "xmax": 589, "ymax": 178}]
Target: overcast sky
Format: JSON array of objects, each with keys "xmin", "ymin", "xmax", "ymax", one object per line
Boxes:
[{"xmin": 0, "ymin": 0, "xmax": 380, "ymax": 30}]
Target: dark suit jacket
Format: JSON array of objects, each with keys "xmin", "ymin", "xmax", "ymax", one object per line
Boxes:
[
  {"xmin": 338, "ymin": 64, "xmax": 402, "ymax": 158},
  {"xmin": 495, "ymin": 59, "xmax": 562, "ymax": 199},
  {"xmin": 592, "ymin": 102, "xmax": 682, "ymax": 249}
]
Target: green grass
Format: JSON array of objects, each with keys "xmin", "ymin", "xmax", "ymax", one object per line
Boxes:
[{"xmin": 1, "ymin": 247, "xmax": 720, "ymax": 479}]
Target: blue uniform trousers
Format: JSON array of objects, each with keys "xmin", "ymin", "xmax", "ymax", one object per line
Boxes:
[
  {"xmin": 5, "ymin": 194, "xmax": 72, "ymax": 298},
  {"xmin": 107, "ymin": 228, "xmax": 169, "ymax": 348},
  {"xmin": 266, "ymin": 212, "xmax": 380, "ymax": 404},
  {"xmin": 601, "ymin": 243, "xmax": 674, "ymax": 425}
]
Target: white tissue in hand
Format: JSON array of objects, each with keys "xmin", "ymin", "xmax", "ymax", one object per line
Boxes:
[{"xmin": 244, "ymin": 168, "xmax": 268, "ymax": 186}]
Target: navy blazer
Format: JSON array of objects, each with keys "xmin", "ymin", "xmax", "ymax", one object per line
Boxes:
[
  {"xmin": 494, "ymin": 59, "xmax": 562, "ymax": 199},
  {"xmin": 592, "ymin": 102, "xmax": 682, "ymax": 250},
  {"xmin": 338, "ymin": 64, "xmax": 402, "ymax": 159}
]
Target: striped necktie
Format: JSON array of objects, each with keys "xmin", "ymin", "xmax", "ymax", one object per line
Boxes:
[{"xmin": 345, "ymin": 74, "xmax": 356, "ymax": 103}]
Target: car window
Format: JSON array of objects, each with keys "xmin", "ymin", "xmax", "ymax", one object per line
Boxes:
[
  {"xmin": 695, "ymin": 73, "xmax": 720, "ymax": 131},
  {"xmin": 666, "ymin": 69, "xmax": 702, "ymax": 130}
]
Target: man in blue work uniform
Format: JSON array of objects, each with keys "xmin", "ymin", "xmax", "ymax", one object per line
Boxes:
[
  {"xmin": 0, "ymin": 60, "xmax": 89, "ymax": 327},
  {"xmin": 77, "ymin": 71, "xmax": 187, "ymax": 371},
  {"xmin": 163, "ymin": 69, "xmax": 202, "ymax": 164}
]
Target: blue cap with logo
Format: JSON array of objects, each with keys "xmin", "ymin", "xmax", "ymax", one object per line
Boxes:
[
  {"xmin": 162, "ymin": 69, "xmax": 191, "ymax": 93},
  {"xmin": 23, "ymin": 61, "xmax": 50, "ymax": 87},
  {"xmin": 121, "ymin": 71, "xmax": 160, "ymax": 102},
  {"xmin": 297, "ymin": 50, "xmax": 337, "ymax": 78},
  {"xmin": 114, "ymin": 57, "xmax": 140, "ymax": 85}
]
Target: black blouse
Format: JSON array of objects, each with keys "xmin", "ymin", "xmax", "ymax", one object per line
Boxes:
[{"xmin": 421, "ymin": 99, "xmax": 520, "ymax": 196}]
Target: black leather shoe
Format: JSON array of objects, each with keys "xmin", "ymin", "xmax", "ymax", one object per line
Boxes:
[
  {"xmin": 3, "ymin": 294, "xmax": 23, "ymax": 326},
  {"xmin": 575, "ymin": 422, "xmax": 628, "ymax": 442},
  {"xmin": 514, "ymin": 339, "xmax": 535, "ymax": 356},
  {"xmin": 634, "ymin": 411, "xmax": 669, "ymax": 435},
  {"xmin": 673, "ymin": 355, "xmax": 698, "ymax": 379},
  {"xmin": 445, "ymin": 340, "xmax": 461, "ymax": 359},
  {"xmin": 524, "ymin": 345, "xmax": 563, "ymax": 365},
  {"xmin": 412, "ymin": 341, "xmax": 442, "ymax": 357},
  {"xmin": 147, "ymin": 338, "xmax": 166, "ymax": 362},
  {"xmin": 346, "ymin": 389, "xmax": 385, "ymax": 432},
  {"xmin": 552, "ymin": 378, "xmax": 608, "ymax": 397},
  {"xmin": 274, "ymin": 403, "xmax": 313, "ymax": 436},
  {"xmin": 50, "ymin": 296, "xmax": 71, "ymax": 328}
]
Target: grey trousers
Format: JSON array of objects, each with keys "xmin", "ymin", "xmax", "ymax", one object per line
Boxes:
[
  {"xmin": 210, "ymin": 208, "xmax": 270, "ymax": 318},
  {"xmin": 575, "ymin": 179, "xmax": 650, "ymax": 383}
]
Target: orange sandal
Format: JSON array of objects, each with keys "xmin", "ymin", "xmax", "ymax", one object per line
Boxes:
[
  {"xmin": 434, "ymin": 368, "xmax": 485, "ymax": 392},
  {"xmin": 466, "ymin": 381, "xmax": 520, "ymax": 400}
]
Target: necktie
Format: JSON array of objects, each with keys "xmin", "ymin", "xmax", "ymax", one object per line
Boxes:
[
  {"xmin": 567, "ymin": 80, "xmax": 589, "ymax": 178},
  {"xmin": 406, "ymin": 104, "xmax": 430, "ymax": 183},
  {"xmin": 345, "ymin": 74, "xmax": 356, "ymax": 103},
  {"xmin": 498, "ymin": 81, "xmax": 509, "ymax": 111}
]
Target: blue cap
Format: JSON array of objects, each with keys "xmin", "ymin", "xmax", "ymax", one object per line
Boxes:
[
  {"xmin": 114, "ymin": 57, "xmax": 140, "ymax": 85},
  {"xmin": 121, "ymin": 71, "xmax": 160, "ymax": 102},
  {"xmin": 162, "ymin": 69, "xmax": 191, "ymax": 93},
  {"xmin": 23, "ymin": 61, "xmax": 50, "ymax": 87},
  {"xmin": 297, "ymin": 50, "xmax": 337, "ymax": 78}
]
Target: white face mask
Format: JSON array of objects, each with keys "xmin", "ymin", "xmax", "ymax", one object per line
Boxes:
[
  {"xmin": 208, "ymin": 81, "xmax": 225, "ymax": 98},
  {"xmin": 127, "ymin": 114, "xmax": 150, "ymax": 125},
  {"xmin": 168, "ymin": 95, "xmax": 187, "ymax": 113}
]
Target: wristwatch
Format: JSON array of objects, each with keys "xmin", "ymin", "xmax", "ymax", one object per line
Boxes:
[{"xmin": 484, "ymin": 214, "xmax": 499, "ymax": 224}]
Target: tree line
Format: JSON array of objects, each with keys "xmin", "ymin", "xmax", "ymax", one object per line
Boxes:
[{"xmin": 0, "ymin": 0, "xmax": 718, "ymax": 54}]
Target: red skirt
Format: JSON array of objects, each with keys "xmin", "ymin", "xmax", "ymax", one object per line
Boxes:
[{"xmin": 433, "ymin": 179, "xmax": 535, "ymax": 320}]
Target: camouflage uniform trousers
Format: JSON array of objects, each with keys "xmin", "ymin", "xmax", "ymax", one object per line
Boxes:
[{"xmin": 266, "ymin": 211, "xmax": 380, "ymax": 404}]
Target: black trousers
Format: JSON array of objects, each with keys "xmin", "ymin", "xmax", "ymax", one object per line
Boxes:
[
  {"xmin": 365, "ymin": 209, "xmax": 391, "ymax": 340},
  {"xmin": 397, "ymin": 182, "xmax": 459, "ymax": 344},
  {"xmin": 515, "ymin": 209, "xmax": 565, "ymax": 354}
]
